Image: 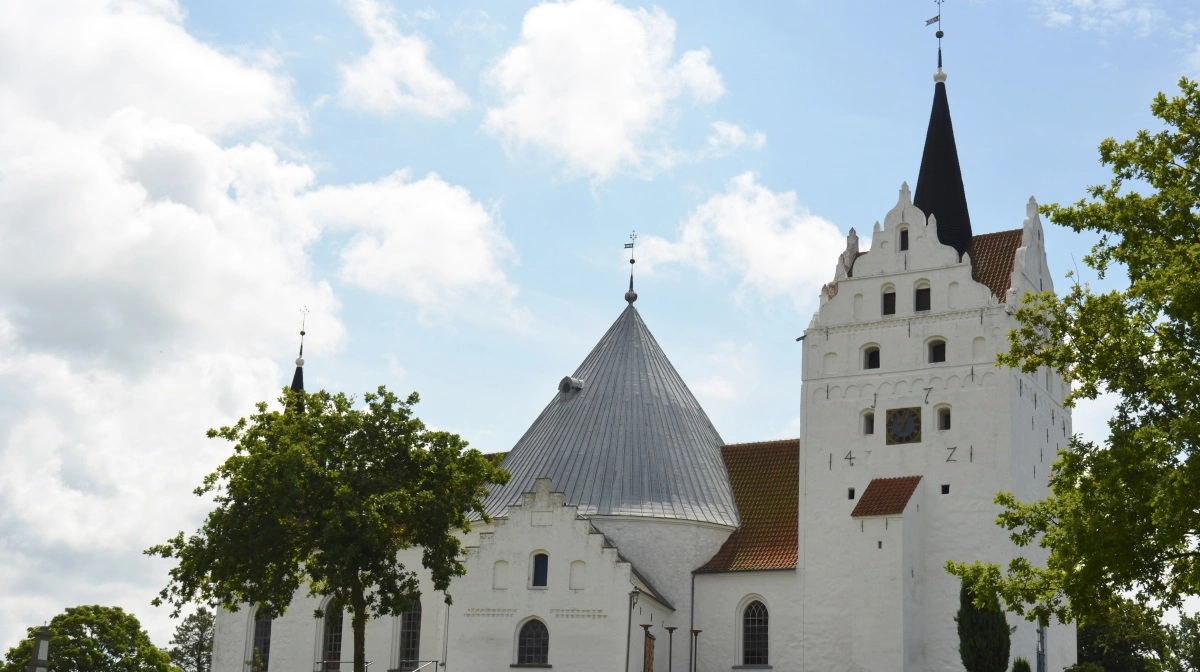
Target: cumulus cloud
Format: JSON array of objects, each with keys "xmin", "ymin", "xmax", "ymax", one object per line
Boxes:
[
  {"xmin": 637, "ymin": 172, "xmax": 846, "ymax": 306},
  {"xmin": 305, "ymin": 171, "xmax": 519, "ymax": 320},
  {"xmin": 483, "ymin": 0, "xmax": 729, "ymax": 180},
  {"xmin": 0, "ymin": 0, "xmax": 298, "ymax": 137},
  {"xmin": 0, "ymin": 0, "xmax": 517, "ymax": 651},
  {"xmin": 1031, "ymin": 0, "xmax": 1160, "ymax": 34},
  {"xmin": 337, "ymin": 0, "xmax": 470, "ymax": 117}
]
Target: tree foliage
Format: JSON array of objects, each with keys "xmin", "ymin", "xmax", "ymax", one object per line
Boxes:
[
  {"xmin": 945, "ymin": 77, "xmax": 1200, "ymax": 630},
  {"xmin": 167, "ymin": 608, "xmax": 213, "ymax": 672},
  {"xmin": 0, "ymin": 605, "xmax": 172, "ymax": 672},
  {"xmin": 957, "ymin": 577, "xmax": 1012, "ymax": 672},
  {"xmin": 1013, "ymin": 658, "xmax": 1032, "ymax": 672},
  {"xmin": 146, "ymin": 387, "xmax": 510, "ymax": 672}
]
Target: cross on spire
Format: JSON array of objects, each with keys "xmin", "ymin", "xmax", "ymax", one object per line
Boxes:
[{"xmin": 624, "ymin": 231, "xmax": 638, "ymax": 304}]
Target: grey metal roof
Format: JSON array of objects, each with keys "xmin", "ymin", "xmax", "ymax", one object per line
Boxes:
[{"xmin": 484, "ymin": 303, "xmax": 739, "ymax": 527}]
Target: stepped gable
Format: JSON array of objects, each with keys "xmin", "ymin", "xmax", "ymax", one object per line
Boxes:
[
  {"xmin": 696, "ymin": 439, "xmax": 799, "ymax": 573},
  {"xmin": 484, "ymin": 302, "xmax": 739, "ymax": 527}
]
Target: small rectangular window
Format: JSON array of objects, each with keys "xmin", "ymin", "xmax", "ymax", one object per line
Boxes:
[
  {"xmin": 863, "ymin": 413, "xmax": 875, "ymax": 435},
  {"xmin": 865, "ymin": 349, "xmax": 880, "ymax": 370},
  {"xmin": 848, "ymin": 488, "xmax": 855, "ymax": 500},
  {"xmin": 930, "ymin": 341, "xmax": 946, "ymax": 363},
  {"xmin": 882, "ymin": 292, "xmax": 896, "ymax": 315},
  {"xmin": 915, "ymin": 287, "xmax": 931, "ymax": 312},
  {"xmin": 941, "ymin": 484, "xmax": 950, "ymax": 495},
  {"xmin": 938, "ymin": 408, "xmax": 951, "ymax": 430},
  {"xmin": 899, "ymin": 229, "xmax": 909, "ymax": 251}
]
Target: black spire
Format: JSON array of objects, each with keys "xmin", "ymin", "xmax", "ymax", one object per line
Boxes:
[
  {"xmin": 290, "ymin": 313, "xmax": 306, "ymax": 412},
  {"xmin": 913, "ymin": 55, "xmax": 973, "ymax": 259}
]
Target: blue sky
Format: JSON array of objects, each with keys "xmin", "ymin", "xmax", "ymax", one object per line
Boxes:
[{"xmin": 0, "ymin": 0, "xmax": 1196, "ymax": 651}]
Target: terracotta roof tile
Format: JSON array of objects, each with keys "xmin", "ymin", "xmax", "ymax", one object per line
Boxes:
[
  {"xmin": 851, "ymin": 476, "xmax": 922, "ymax": 518},
  {"xmin": 968, "ymin": 229, "xmax": 1022, "ymax": 301},
  {"xmin": 695, "ymin": 439, "xmax": 799, "ymax": 573}
]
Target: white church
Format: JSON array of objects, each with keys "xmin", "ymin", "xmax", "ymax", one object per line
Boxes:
[{"xmin": 212, "ymin": 60, "xmax": 1078, "ymax": 672}]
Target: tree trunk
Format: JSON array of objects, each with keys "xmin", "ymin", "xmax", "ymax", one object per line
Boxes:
[{"xmin": 351, "ymin": 577, "xmax": 367, "ymax": 672}]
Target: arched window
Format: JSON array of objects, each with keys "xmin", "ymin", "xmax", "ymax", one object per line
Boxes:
[
  {"xmin": 742, "ymin": 600, "xmax": 769, "ymax": 665},
  {"xmin": 937, "ymin": 406, "xmax": 951, "ymax": 431},
  {"xmin": 881, "ymin": 285, "xmax": 896, "ymax": 316},
  {"xmin": 397, "ymin": 600, "xmax": 421, "ymax": 670},
  {"xmin": 914, "ymin": 281, "xmax": 931, "ymax": 312},
  {"xmin": 251, "ymin": 614, "xmax": 271, "ymax": 672},
  {"xmin": 863, "ymin": 346, "xmax": 880, "ymax": 370},
  {"xmin": 863, "ymin": 411, "xmax": 875, "ymax": 435},
  {"xmin": 928, "ymin": 339, "xmax": 946, "ymax": 363},
  {"xmin": 322, "ymin": 602, "xmax": 344, "ymax": 671},
  {"xmin": 530, "ymin": 552, "xmax": 549, "ymax": 587},
  {"xmin": 899, "ymin": 227, "xmax": 909, "ymax": 251},
  {"xmin": 517, "ymin": 620, "xmax": 549, "ymax": 665}
]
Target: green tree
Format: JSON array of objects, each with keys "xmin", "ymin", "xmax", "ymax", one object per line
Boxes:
[
  {"xmin": 147, "ymin": 387, "xmax": 510, "ymax": 672},
  {"xmin": 0, "ymin": 605, "xmax": 172, "ymax": 672},
  {"xmin": 167, "ymin": 608, "xmax": 213, "ymax": 672},
  {"xmin": 957, "ymin": 577, "xmax": 1012, "ymax": 672},
  {"xmin": 1170, "ymin": 614, "xmax": 1200, "ymax": 672},
  {"xmin": 1013, "ymin": 658, "xmax": 1032, "ymax": 672},
  {"xmin": 945, "ymin": 77, "xmax": 1200, "ymax": 630}
]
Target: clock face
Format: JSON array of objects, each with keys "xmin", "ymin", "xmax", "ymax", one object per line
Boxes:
[{"xmin": 885, "ymin": 407, "xmax": 922, "ymax": 445}]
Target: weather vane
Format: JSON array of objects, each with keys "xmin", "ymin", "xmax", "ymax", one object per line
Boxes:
[
  {"xmin": 926, "ymin": 0, "xmax": 946, "ymax": 67},
  {"xmin": 623, "ymin": 231, "xmax": 638, "ymax": 303},
  {"xmin": 298, "ymin": 306, "xmax": 308, "ymax": 359}
]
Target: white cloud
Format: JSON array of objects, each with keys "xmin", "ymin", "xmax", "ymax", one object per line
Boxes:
[
  {"xmin": 638, "ymin": 172, "xmax": 846, "ymax": 306},
  {"xmin": 337, "ymin": 0, "xmax": 470, "ymax": 118},
  {"xmin": 1032, "ymin": 0, "xmax": 1160, "ymax": 34},
  {"xmin": 304, "ymin": 171, "xmax": 520, "ymax": 321},
  {"xmin": 483, "ymin": 0, "xmax": 727, "ymax": 181},
  {"xmin": 0, "ymin": 0, "xmax": 298, "ymax": 137},
  {"xmin": 0, "ymin": 0, "xmax": 518, "ymax": 651},
  {"xmin": 706, "ymin": 121, "xmax": 766, "ymax": 154}
]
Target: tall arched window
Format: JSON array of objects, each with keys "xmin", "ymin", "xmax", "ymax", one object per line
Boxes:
[
  {"xmin": 914, "ymin": 281, "xmax": 931, "ymax": 312},
  {"xmin": 517, "ymin": 620, "xmax": 549, "ymax": 665},
  {"xmin": 322, "ymin": 602, "xmax": 343, "ymax": 671},
  {"xmin": 397, "ymin": 600, "xmax": 421, "ymax": 671},
  {"xmin": 531, "ymin": 552, "xmax": 549, "ymax": 588},
  {"xmin": 742, "ymin": 600, "xmax": 769, "ymax": 665},
  {"xmin": 881, "ymin": 285, "xmax": 897, "ymax": 316},
  {"xmin": 251, "ymin": 615, "xmax": 271, "ymax": 672}
]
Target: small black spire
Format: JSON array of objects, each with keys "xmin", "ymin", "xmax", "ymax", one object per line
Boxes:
[
  {"xmin": 624, "ymin": 231, "xmax": 638, "ymax": 304},
  {"xmin": 290, "ymin": 311, "xmax": 306, "ymax": 412},
  {"xmin": 913, "ymin": 62, "xmax": 972, "ymax": 258}
]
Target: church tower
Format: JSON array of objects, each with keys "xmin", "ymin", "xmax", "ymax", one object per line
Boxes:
[{"xmin": 795, "ymin": 60, "xmax": 1075, "ymax": 670}]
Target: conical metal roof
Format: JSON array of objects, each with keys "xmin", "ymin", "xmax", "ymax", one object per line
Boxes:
[{"xmin": 484, "ymin": 303, "xmax": 739, "ymax": 527}]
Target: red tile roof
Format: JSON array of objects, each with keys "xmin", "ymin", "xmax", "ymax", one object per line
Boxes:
[
  {"xmin": 968, "ymin": 229, "xmax": 1023, "ymax": 301},
  {"xmin": 695, "ymin": 439, "xmax": 799, "ymax": 573},
  {"xmin": 851, "ymin": 476, "xmax": 923, "ymax": 517}
]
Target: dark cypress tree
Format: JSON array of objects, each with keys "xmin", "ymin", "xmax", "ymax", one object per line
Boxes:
[{"xmin": 956, "ymin": 576, "xmax": 1012, "ymax": 672}]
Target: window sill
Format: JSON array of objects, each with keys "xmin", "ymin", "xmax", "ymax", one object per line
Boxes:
[
  {"xmin": 510, "ymin": 665, "xmax": 551, "ymax": 668},
  {"xmin": 732, "ymin": 666, "xmax": 772, "ymax": 670}
]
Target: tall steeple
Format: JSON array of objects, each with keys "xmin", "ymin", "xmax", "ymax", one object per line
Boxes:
[{"xmin": 913, "ymin": 31, "xmax": 973, "ymax": 259}]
